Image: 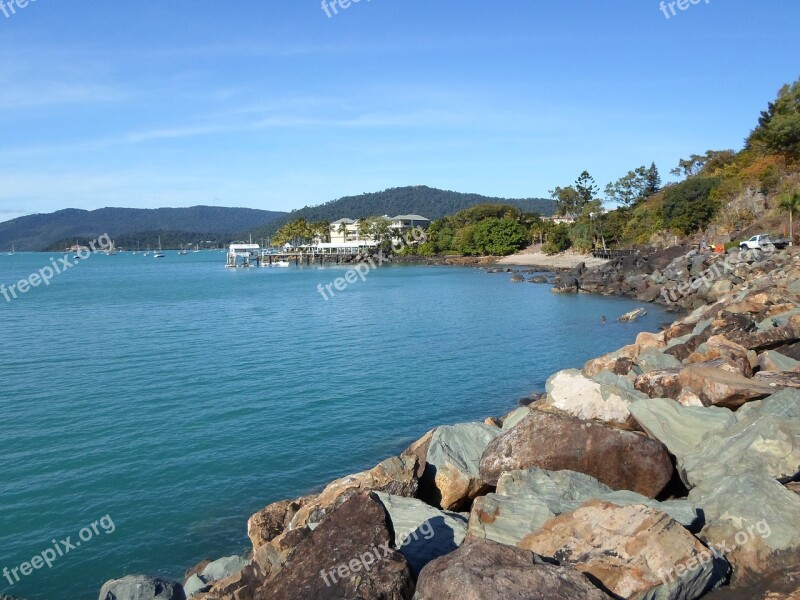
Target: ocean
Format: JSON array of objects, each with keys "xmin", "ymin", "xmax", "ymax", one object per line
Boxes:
[{"xmin": 0, "ymin": 251, "xmax": 671, "ymax": 599}]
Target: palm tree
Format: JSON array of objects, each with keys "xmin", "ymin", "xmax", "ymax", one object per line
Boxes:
[
  {"xmin": 778, "ymin": 192, "xmax": 800, "ymax": 246},
  {"xmin": 338, "ymin": 222, "xmax": 349, "ymax": 243}
]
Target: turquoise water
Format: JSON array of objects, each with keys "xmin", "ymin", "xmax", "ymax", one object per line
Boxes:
[{"xmin": 0, "ymin": 251, "xmax": 671, "ymax": 599}]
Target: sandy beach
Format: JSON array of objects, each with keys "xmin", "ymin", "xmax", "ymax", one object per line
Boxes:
[{"xmin": 496, "ymin": 248, "xmax": 610, "ymax": 269}]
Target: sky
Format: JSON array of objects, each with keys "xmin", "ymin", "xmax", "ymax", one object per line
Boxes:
[{"xmin": 0, "ymin": 0, "xmax": 798, "ymax": 222}]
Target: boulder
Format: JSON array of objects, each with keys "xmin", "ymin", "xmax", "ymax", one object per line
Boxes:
[
  {"xmin": 248, "ymin": 497, "xmax": 311, "ymax": 550},
  {"xmin": 736, "ymin": 388, "xmax": 800, "ymax": 421},
  {"xmin": 689, "ymin": 474, "xmax": 800, "ymax": 579},
  {"xmin": 679, "ymin": 414, "xmax": 800, "ymax": 488},
  {"xmin": 754, "ymin": 370, "xmax": 800, "ymax": 388},
  {"xmin": 99, "ymin": 576, "xmax": 186, "ymax": 600},
  {"xmin": 200, "ymin": 556, "xmax": 249, "ymax": 584},
  {"xmin": 542, "ymin": 368, "xmax": 646, "ymax": 426},
  {"xmin": 289, "ymin": 455, "xmax": 419, "ymax": 529},
  {"xmin": 686, "ymin": 335, "xmax": 754, "ymax": 377},
  {"xmin": 421, "ymin": 422, "xmax": 501, "ymax": 510},
  {"xmin": 468, "ymin": 469, "xmax": 699, "ymax": 546},
  {"xmin": 634, "ymin": 368, "xmax": 684, "ymax": 399},
  {"xmin": 677, "ymin": 364, "xmax": 775, "ymax": 409},
  {"xmin": 727, "ymin": 325, "xmax": 800, "ymax": 353},
  {"xmin": 501, "ymin": 406, "xmax": 532, "ymax": 431},
  {"xmin": 401, "ymin": 429, "xmax": 434, "ymax": 479},
  {"xmin": 519, "ymin": 500, "xmax": 728, "ymax": 600},
  {"xmin": 261, "ymin": 493, "xmax": 413, "ymax": 600},
  {"xmin": 636, "ymin": 331, "xmax": 667, "ymax": 354},
  {"xmin": 756, "ymin": 350, "xmax": 800, "ymax": 372},
  {"xmin": 414, "ymin": 538, "xmax": 612, "ymax": 600},
  {"xmin": 633, "ymin": 350, "xmax": 683, "ymax": 374},
  {"xmin": 372, "ymin": 492, "xmax": 468, "ymax": 576},
  {"xmin": 478, "ymin": 410, "xmax": 674, "ymax": 498},
  {"xmin": 629, "ymin": 397, "xmax": 737, "ymax": 459},
  {"xmin": 584, "ymin": 345, "xmax": 636, "ymax": 377}
]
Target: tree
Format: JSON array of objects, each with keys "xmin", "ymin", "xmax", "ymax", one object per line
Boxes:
[
  {"xmin": 645, "ymin": 162, "xmax": 661, "ymax": 196},
  {"xmin": 605, "ymin": 166, "xmax": 651, "ymax": 207},
  {"xmin": 662, "ymin": 177, "xmax": 721, "ymax": 234},
  {"xmin": 357, "ymin": 218, "xmax": 370, "ymax": 240},
  {"xmin": 777, "ymin": 191, "xmax": 800, "ymax": 245},
  {"xmin": 749, "ymin": 79, "xmax": 800, "ymax": 157},
  {"xmin": 337, "ymin": 222, "xmax": 349, "ymax": 242},
  {"xmin": 575, "ymin": 171, "xmax": 599, "ymax": 207},
  {"xmin": 549, "ymin": 186, "xmax": 581, "ymax": 217},
  {"xmin": 542, "ymin": 224, "xmax": 572, "ymax": 255},
  {"xmin": 671, "ymin": 150, "xmax": 736, "ymax": 179}
]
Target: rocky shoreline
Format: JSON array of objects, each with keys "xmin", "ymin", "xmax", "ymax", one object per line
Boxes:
[{"xmin": 99, "ymin": 246, "xmax": 800, "ymax": 600}]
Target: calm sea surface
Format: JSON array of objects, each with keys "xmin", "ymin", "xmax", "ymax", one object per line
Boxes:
[{"xmin": 0, "ymin": 251, "xmax": 672, "ymax": 599}]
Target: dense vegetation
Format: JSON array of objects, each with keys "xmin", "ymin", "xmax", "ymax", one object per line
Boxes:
[
  {"xmin": 246, "ymin": 186, "xmax": 555, "ymax": 241},
  {"xmin": 418, "ymin": 204, "xmax": 540, "ymax": 256},
  {"xmin": 544, "ymin": 76, "xmax": 800, "ymax": 252},
  {"xmin": 1, "ymin": 206, "xmax": 286, "ymax": 251}
]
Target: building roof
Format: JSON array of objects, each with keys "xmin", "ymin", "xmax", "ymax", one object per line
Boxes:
[
  {"xmin": 330, "ymin": 218, "xmax": 355, "ymax": 225},
  {"xmin": 390, "ymin": 215, "xmax": 430, "ymax": 222}
]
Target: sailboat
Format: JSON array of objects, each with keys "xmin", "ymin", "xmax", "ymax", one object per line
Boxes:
[
  {"xmin": 178, "ymin": 243, "xmax": 189, "ymax": 256},
  {"xmin": 154, "ymin": 236, "xmax": 165, "ymax": 259},
  {"xmin": 7, "ymin": 243, "xmax": 14, "ymax": 256}
]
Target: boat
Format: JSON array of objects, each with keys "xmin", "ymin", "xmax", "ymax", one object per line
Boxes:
[
  {"xmin": 7, "ymin": 243, "xmax": 14, "ymax": 256},
  {"xmin": 154, "ymin": 236, "xmax": 165, "ymax": 259},
  {"xmin": 273, "ymin": 260, "xmax": 290, "ymax": 268}
]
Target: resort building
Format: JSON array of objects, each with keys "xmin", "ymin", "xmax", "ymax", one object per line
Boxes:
[{"xmin": 389, "ymin": 214, "xmax": 430, "ymax": 237}]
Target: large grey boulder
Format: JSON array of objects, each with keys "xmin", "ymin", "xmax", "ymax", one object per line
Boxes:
[
  {"xmin": 373, "ymin": 492, "xmax": 468, "ymax": 576},
  {"xmin": 629, "ymin": 397, "xmax": 737, "ymax": 459},
  {"xmin": 689, "ymin": 474, "xmax": 800, "ymax": 578},
  {"xmin": 679, "ymin": 414, "xmax": 800, "ymax": 488},
  {"xmin": 99, "ymin": 576, "xmax": 186, "ymax": 600},
  {"xmin": 422, "ymin": 422, "xmax": 501, "ymax": 510},
  {"xmin": 201, "ymin": 556, "xmax": 249, "ymax": 582},
  {"xmin": 414, "ymin": 538, "xmax": 611, "ymax": 600},
  {"xmin": 542, "ymin": 368, "xmax": 646, "ymax": 426},
  {"xmin": 633, "ymin": 349, "xmax": 684, "ymax": 374},
  {"xmin": 468, "ymin": 468, "xmax": 700, "ymax": 546},
  {"xmin": 736, "ymin": 388, "xmax": 800, "ymax": 421}
]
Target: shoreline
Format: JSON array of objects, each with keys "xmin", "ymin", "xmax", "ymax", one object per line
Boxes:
[{"xmin": 101, "ymin": 245, "xmax": 800, "ymax": 600}]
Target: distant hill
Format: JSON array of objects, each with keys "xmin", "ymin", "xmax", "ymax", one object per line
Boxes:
[
  {"xmin": 246, "ymin": 186, "xmax": 556, "ymax": 239},
  {"xmin": 0, "ymin": 206, "xmax": 287, "ymax": 251}
]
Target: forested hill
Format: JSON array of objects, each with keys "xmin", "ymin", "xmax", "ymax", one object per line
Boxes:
[
  {"xmin": 0, "ymin": 206, "xmax": 286, "ymax": 251},
  {"xmin": 246, "ymin": 185, "xmax": 556, "ymax": 239}
]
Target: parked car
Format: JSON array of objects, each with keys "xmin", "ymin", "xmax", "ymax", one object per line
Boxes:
[{"xmin": 739, "ymin": 234, "xmax": 789, "ymax": 250}]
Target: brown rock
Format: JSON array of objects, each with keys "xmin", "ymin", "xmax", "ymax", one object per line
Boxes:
[
  {"xmin": 728, "ymin": 325, "xmax": 800, "ymax": 353},
  {"xmin": 401, "ymin": 430, "xmax": 434, "ymax": 479},
  {"xmin": 634, "ymin": 368, "xmax": 683, "ymax": 399},
  {"xmin": 636, "ymin": 331, "xmax": 667, "ymax": 354},
  {"xmin": 185, "ymin": 559, "xmax": 212, "ymax": 581},
  {"xmin": 289, "ymin": 455, "xmax": 418, "ymax": 529},
  {"xmin": 754, "ymin": 371, "xmax": 800, "ymax": 388},
  {"xmin": 519, "ymin": 500, "xmax": 728, "ymax": 600},
  {"xmin": 478, "ymin": 410, "xmax": 674, "ymax": 498},
  {"xmin": 678, "ymin": 364, "xmax": 776, "ymax": 408},
  {"xmin": 687, "ymin": 335, "xmax": 754, "ymax": 377},
  {"xmin": 584, "ymin": 345, "xmax": 637, "ymax": 377},
  {"xmin": 258, "ymin": 492, "xmax": 414, "ymax": 600},
  {"xmin": 247, "ymin": 497, "xmax": 311, "ymax": 551},
  {"xmin": 414, "ymin": 538, "xmax": 611, "ymax": 600}
]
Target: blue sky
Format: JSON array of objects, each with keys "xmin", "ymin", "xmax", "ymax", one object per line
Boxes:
[{"xmin": 0, "ymin": 0, "xmax": 798, "ymax": 222}]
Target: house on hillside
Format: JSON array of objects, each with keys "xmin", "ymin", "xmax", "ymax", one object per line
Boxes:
[{"xmin": 389, "ymin": 215, "xmax": 430, "ymax": 237}]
